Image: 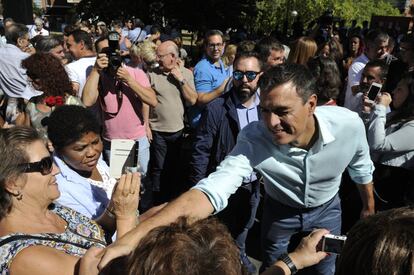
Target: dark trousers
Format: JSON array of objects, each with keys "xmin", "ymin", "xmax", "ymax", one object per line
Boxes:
[
  {"xmin": 149, "ymin": 130, "xmax": 183, "ymax": 204},
  {"xmin": 260, "ymin": 194, "xmax": 342, "ymax": 275},
  {"xmin": 217, "ymin": 181, "xmax": 261, "ymax": 253}
]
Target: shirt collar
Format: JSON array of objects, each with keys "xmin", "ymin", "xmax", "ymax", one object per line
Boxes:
[{"xmin": 314, "ymin": 109, "xmax": 335, "ymax": 146}]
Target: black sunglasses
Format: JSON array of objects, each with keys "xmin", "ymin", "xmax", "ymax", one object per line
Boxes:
[
  {"xmin": 18, "ymin": 156, "xmax": 53, "ymax": 175},
  {"xmin": 233, "ymin": 70, "xmax": 260, "ymax": 81}
]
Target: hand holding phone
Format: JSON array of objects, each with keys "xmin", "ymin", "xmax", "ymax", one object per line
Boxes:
[{"xmin": 367, "ymin": 82, "xmax": 382, "ymax": 101}]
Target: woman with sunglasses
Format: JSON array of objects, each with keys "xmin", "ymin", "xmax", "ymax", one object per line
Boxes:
[
  {"xmin": 0, "ymin": 126, "xmax": 140, "ymax": 275},
  {"xmin": 363, "ymin": 73, "xmax": 414, "ymax": 210}
]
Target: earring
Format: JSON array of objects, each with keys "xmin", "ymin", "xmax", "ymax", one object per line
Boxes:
[{"xmin": 16, "ymin": 191, "xmax": 23, "ymax": 201}]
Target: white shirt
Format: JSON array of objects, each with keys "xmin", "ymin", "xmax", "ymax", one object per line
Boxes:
[
  {"xmin": 344, "ymin": 54, "xmax": 369, "ymax": 112},
  {"xmin": 29, "ymin": 27, "xmax": 49, "ymax": 38},
  {"xmin": 66, "ymin": 56, "xmax": 96, "ymax": 98}
]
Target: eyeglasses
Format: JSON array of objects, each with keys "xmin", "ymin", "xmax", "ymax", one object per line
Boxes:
[
  {"xmin": 207, "ymin": 43, "xmax": 223, "ymax": 49},
  {"xmin": 233, "ymin": 70, "xmax": 260, "ymax": 81},
  {"xmin": 18, "ymin": 156, "xmax": 53, "ymax": 175},
  {"xmin": 156, "ymin": 53, "xmax": 171, "ymax": 59}
]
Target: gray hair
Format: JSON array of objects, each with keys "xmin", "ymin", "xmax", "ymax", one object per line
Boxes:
[{"xmin": 35, "ymin": 36, "xmax": 62, "ymax": 53}]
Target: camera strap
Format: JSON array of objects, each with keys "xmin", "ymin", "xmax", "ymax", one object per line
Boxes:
[{"xmin": 99, "ymin": 79, "xmax": 123, "ymax": 117}]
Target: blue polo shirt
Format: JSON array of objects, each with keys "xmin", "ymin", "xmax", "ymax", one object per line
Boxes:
[{"xmin": 188, "ymin": 57, "xmax": 230, "ymax": 128}]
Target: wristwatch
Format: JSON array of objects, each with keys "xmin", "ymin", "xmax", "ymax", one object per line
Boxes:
[
  {"xmin": 278, "ymin": 253, "xmax": 298, "ymax": 274},
  {"xmin": 179, "ymin": 79, "xmax": 187, "ymax": 86}
]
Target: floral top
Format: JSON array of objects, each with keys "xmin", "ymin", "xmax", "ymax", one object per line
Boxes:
[{"xmin": 0, "ymin": 204, "xmax": 106, "ymax": 274}]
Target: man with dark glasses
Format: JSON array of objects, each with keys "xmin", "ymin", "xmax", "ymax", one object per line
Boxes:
[{"xmin": 189, "ymin": 51, "xmax": 263, "ymax": 274}]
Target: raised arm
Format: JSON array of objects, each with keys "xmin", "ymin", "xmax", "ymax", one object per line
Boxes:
[{"xmin": 82, "ymin": 53, "xmax": 107, "ymax": 107}]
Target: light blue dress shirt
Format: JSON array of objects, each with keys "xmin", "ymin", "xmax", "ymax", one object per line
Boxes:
[
  {"xmin": 54, "ymin": 155, "xmax": 113, "ymax": 219},
  {"xmin": 194, "ymin": 106, "xmax": 374, "ymax": 213}
]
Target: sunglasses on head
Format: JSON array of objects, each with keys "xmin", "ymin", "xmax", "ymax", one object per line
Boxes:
[
  {"xmin": 233, "ymin": 70, "xmax": 260, "ymax": 81},
  {"xmin": 18, "ymin": 156, "xmax": 53, "ymax": 175}
]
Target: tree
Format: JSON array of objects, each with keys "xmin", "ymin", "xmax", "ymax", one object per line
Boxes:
[{"xmin": 253, "ymin": 0, "xmax": 401, "ymax": 34}]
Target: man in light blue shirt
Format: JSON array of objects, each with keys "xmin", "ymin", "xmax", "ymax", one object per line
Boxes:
[
  {"xmin": 188, "ymin": 30, "xmax": 230, "ymax": 128},
  {"xmin": 100, "ymin": 64, "xmax": 375, "ymax": 275}
]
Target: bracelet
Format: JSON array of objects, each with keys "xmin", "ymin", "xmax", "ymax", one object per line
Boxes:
[
  {"xmin": 278, "ymin": 253, "xmax": 298, "ymax": 274},
  {"xmin": 105, "ymin": 207, "xmax": 115, "ymax": 219}
]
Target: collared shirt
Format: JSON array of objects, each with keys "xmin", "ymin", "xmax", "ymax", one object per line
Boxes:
[
  {"xmin": 189, "ymin": 57, "xmax": 230, "ymax": 128},
  {"xmin": 235, "ymin": 92, "xmax": 260, "ymax": 183},
  {"xmin": 0, "ymin": 44, "xmax": 34, "ymax": 99},
  {"xmin": 54, "ymin": 155, "xmax": 116, "ymax": 219},
  {"xmin": 193, "ymin": 106, "xmax": 374, "ymax": 213}
]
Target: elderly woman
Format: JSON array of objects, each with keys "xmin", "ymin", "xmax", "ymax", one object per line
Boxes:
[
  {"xmin": 21, "ymin": 52, "xmax": 83, "ymax": 139},
  {"xmin": 0, "ymin": 126, "xmax": 139, "ymax": 274}
]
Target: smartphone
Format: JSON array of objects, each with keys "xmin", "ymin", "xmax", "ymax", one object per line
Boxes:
[
  {"xmin": 321, "ymin": 234, "xmax": 347, "ymax": 254},
  {"xmin": 367, "ymin": 82, "xmax": 382, "ymax": 101}
]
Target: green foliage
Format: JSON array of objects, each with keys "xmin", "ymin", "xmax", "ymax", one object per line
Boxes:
[{"xmin": 254, "ymin": 0, "xmax": 401, "ymax": 34}]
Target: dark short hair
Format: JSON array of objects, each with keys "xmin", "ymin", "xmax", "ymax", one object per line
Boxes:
[
  {"xmin": 47, "ymin": 105, "xmax": 101, "ymax": 153},
  {"xmin": 337, "ymin": 207, "xmax": 414, "ymax": 275},
  {"xmin": 68, "ymin": 29, "xmax": 93, "ymax": 51},
  {"xmin": 234, "ymin": 51, "xmax": 263, "ymax": 71},
  {"xmin": 204, "ymin": 29, "xmax": 223, "ymax": 42},
  {"xmin": 364, "ymin": 59, "xmax": 388, "ymax": 81},
  {"xmin": 126, "ymin": 217, "xmax": 247, "ymax": 275},
  {"xmin": 254, "ymin": 36, "xmax": 284, "ymax": 63},
  {"xmin": 5, "ymin": 23, "xmax": 28, "ymax": 45},
  {"xmin": 259, "ymin": 63, "xmax": 316, "ymax": 103},
  {"xmin": 0, "ymin": 127, "xmax": 41, "ymax": 219},
  {"xmin": 111, "ymin": 20, "xmax": 123, "ymax": 29}
]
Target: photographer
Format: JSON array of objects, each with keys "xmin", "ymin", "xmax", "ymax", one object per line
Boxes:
[{"xmin": 82, "ymin": 35, "xmax": 157, "ymax": 212}]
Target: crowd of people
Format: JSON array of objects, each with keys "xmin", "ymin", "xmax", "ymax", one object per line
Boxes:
[{"xmin": 0, "ymin": 11, "xmax": 413, "ymax": 275}]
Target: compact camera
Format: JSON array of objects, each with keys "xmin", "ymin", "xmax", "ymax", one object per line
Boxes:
[{"xmin": 319, "ymin": 234, "xmax": 347, "ymax": 254}]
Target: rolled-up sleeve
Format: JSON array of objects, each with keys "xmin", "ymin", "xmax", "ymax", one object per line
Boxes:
[
  {"xmin": 192, "ymin": 154, "xmax": 253, "ymax": 213},
  {"xmin": 347, "ymin": 117, "xmax": 375, "ymax": 184}
]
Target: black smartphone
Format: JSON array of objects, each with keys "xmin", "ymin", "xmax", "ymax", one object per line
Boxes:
[{"xmin": 367, "ymin": 82, "xmax": 382, "ymax": 101}]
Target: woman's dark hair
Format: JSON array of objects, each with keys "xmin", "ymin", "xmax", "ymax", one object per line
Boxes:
[
  {"xmin": 349, "ymin": 33, "xmax": 365, "ymax": 57},
  {"xmin": 21, "ymin": 52, "xmax": 73, "ymax": 98},
  {"xmin": 337, "ymin": 207, "xmax": 414, "ymax": 275},
  {"xmin": 126, "ymin": 216, "xmax": 247, "ymax": 275},
  {"xmin": 47, "ymin": 105, "xmax": 101, "ymax": 153},
  {"xmin": 307, "ymin": 56, "xmax": 342, "ymax": 105},
  {"xmin": 387, "ymin": 72, "xmax": 414, "ymax": 127},
  {"xmin": 0, "ymin": 127, "xmax": 41, "ymax": 219}
]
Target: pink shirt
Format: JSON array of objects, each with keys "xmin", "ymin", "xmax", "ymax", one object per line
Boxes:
[{"xmin": 99, "ymin": 66, "xmax": 150, "ymax": 140}]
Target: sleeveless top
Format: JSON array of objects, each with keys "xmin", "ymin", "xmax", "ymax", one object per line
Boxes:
[
  {"xmin": 26, "ymin": 95, "xmax": 84, "ymax": 139},
  {"xmin": 0, "ymin": 204, "xmax": 107, "ymax": 274}
]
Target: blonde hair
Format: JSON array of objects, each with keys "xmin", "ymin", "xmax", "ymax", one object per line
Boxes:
[
  {"xmin": 129, "ymin": 40, "xmax": 157, "ymax": 64},
  {"xmin": 288, "ymin": 37, "xmax": 317, "ymax": 65},
  {"xmin": 222, "ymin": 44, "xmax": 237, "ymax": 67}
]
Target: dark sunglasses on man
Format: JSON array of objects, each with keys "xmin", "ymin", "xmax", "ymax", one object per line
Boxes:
[
  {"xmin": 232, "ymin": 70, "xmax": 260, "ymax": 81},
  {"xmin": 19, "ymin": 156, "xmax": 54, "ymax": 175}
]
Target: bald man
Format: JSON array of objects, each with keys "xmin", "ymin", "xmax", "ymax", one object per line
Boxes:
[{"xmin": 147, "ymin": 41, "xmax": 197, "ymax": 205}]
